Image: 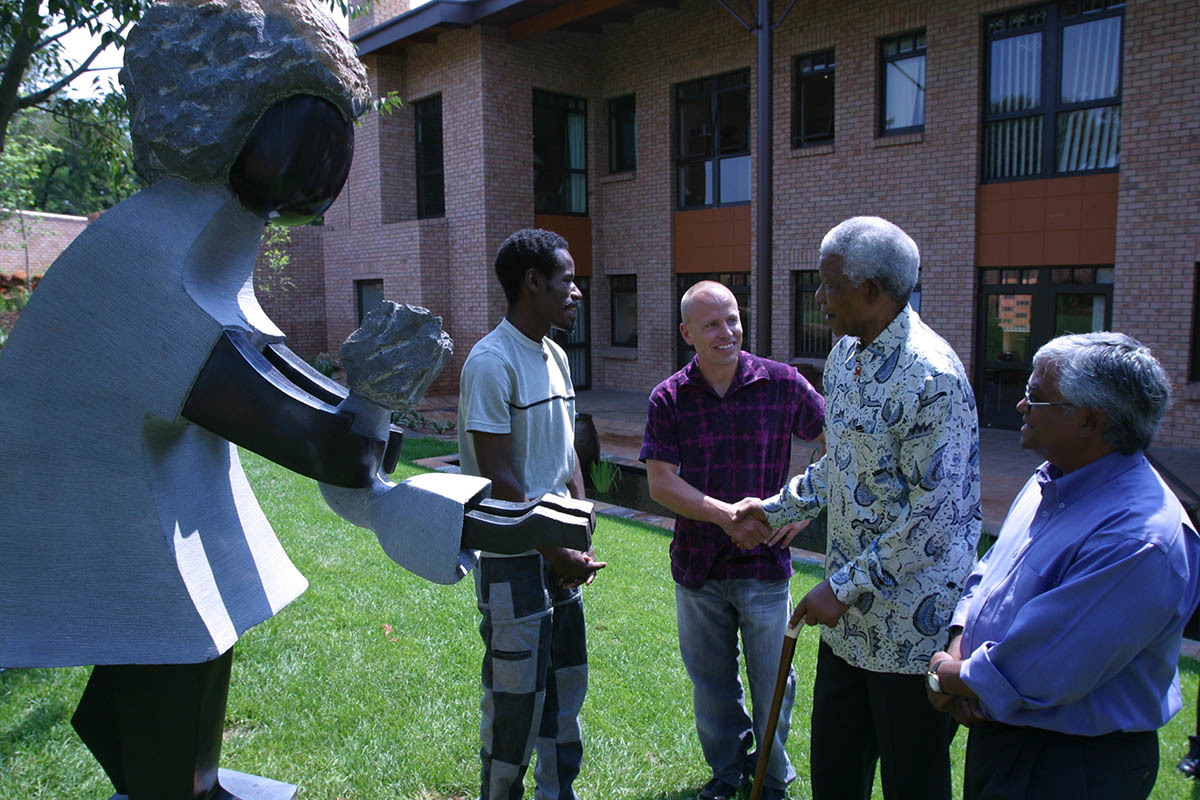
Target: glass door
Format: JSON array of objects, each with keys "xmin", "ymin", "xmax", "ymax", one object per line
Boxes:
[
  {"xmin": 978, "ymin": 269, "xmax": 1038, "ymax": 428},
  {"xmin": 976, "ymin": 266, "xmax": 1112, "ymax": 428}
]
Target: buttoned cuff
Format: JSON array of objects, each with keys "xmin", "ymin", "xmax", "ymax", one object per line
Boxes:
[
  {"xmin": 959, "ymin": 641, "xmax": 1014, "ymax": 721},
  {"xmin": 762, "ymin": 485, "xmax": 821, "ymax": 529},
  {"xmin": 828, "ymin": 567, "xmax": 858, "ymax": 606},
  {"xmin": 763, "ymin": 489, "xmax": 790, "ymax": 529}
]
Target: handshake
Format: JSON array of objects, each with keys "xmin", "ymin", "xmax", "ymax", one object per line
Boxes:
[{"xmin": 721, "ymin": 497, "xmax": 811, "ymax": 551}]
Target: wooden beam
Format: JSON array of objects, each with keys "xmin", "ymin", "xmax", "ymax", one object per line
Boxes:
[
  {"xmin": 558, "ymin": 20, "xmax": 604, "ymax": 33},
  {"xmin": 589, "ymin": 8, "xmax": 635, "ymax": 24},
  {"xmin": 507, "ymin": 0, "xmax": 633, "ymax": 41},
  {"xmin": 632, "ymin": 0, "xmax": 680, "ymax": 8}
]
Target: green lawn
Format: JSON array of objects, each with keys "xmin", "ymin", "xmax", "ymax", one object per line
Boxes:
[{"xmin": 2, "ymin": 445, "xmax": 1198, "ymax": 799}]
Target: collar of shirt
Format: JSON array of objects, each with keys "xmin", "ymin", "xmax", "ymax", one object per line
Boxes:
[
  {"xmin": 1033, "ymin": 450, "xmax": 1143, "ymax": 515},
  {"xmin": 499, "ymin": 317, "xmax": 550, "ymax": 358},
  {"xmin": 842, "ymin": 305, "xmax": 914, "ymax": 378},
  {"xmin": 678, "ymin": 351, "xmax": 770, "ymax": 398}
]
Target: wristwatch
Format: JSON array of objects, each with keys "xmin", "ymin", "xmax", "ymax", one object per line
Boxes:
[{"xmin": 926, "ymin": 658, "xmax": 948, "ymax": 694}]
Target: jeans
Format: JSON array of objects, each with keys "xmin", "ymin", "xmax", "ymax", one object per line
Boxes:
[{"xmin": 676, "ymin": 578, "xmax": 797, "ymax": 790}]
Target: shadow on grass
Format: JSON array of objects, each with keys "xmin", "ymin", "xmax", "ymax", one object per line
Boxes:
[{"xmin": 0, "ymin": 669, "xmax": 77, "ymax": 749}]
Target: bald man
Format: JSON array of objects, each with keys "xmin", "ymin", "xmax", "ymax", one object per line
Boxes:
[{"xmin": 640, "ymin": 281, "xmax": 825, "ymax": 800}]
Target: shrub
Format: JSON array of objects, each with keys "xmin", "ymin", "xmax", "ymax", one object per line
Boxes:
[{"xmin": 309, "ymin": 352, "xmax": 335, "ymax": 377}]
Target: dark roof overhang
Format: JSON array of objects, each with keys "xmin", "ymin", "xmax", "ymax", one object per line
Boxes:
[{"xmin": 353, "ymin": 0, "xmax": 678, "ymax": 55}]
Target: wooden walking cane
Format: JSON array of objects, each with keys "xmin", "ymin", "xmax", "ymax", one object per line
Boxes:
[{"xmin": 749, "ymin": 608, "xmax": 805, "ymax": 800}]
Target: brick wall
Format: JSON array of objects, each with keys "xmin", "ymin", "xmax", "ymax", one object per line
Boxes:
[
  {"xmin": 309, "ymin": 0, "xmax": 1197, "ymax": 445},
  {"xmin": 255, "ymin": 224, "xmax": 329, "ymax": 361},
  {"xmin": 0, "ymin": 210, "xmax": 88, "ymax": 278},
  {"xmin": 1112, "ymin": 0, "xmax": 1200, "ymax": 447},
  {"xmin": 591, "ymin": 0, "xmax": 983, "ymax": 392}
]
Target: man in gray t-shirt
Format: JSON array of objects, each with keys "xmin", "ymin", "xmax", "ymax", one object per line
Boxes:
[{"xmin": 457, "ymin": 228, "xmax": 605, "ymax": 800}]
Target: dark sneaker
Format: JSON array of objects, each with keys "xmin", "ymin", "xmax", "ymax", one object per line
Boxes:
[
  {"xmin": 759, "ymin": 787, "xmax": 789, "ymax": 800},
  {"xmin": 1179, "ymin": 736, "xmax": 1200, "ymax": 778},
  {"xmin": 697, "ymin": 777, "xmax": 739, "ymax": 800}
]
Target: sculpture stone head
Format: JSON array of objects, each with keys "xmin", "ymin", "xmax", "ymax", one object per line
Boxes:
[{"xmin": 120, "ymin": 0, "xmax": 371, "ymax": 213}]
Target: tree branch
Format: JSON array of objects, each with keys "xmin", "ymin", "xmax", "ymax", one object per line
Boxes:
[
  {"xmin": 0, "ymin": 0, "xmax": 45, "ymax": 151},
  {"xmin": 35, "ymin": 7, "xmax": 109, "ymax": 50},
  {"xmin": 21, "ymin": 35, "xmax": 116, "ymax": 108}
]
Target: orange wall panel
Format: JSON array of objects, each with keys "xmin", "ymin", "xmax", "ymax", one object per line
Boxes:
[
  {"xmin": 977, "ymin": 176, "xmax": 1117, "ymax": 266},
  {"xmin": 534, "ymin": 214, "xmax": 593, "ymax": 277},
  {"xmin": 673, "ymin": 206, "xmax": 751, "ymax": 274}
]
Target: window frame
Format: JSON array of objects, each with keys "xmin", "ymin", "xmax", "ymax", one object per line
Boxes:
[
  {"xmin": 414, "ymin": 94, "xmax": 445, "ymax": 219},
  {"xmin": 792, "ymin": 49, "xmax": 835, "ymax": 148},
  {"xmin": 879, "ymin": 29, "xmax": 927, "ymax": 136},
  {"xmin": 609, "ymin": 273, "xmax": 638, "ymax": 348},
  {"xmin": 608, "ymin": 94, "xmax": 637, "ymax": 173},
  {"xmin": 675, "ymin": 69, "xmax": 752, "ymax": 210},
  {"xmin": 982, "ymin": 1, "xmax": 1125, "ymax": 183},
  {"xmin": 355, "ymin": 279, "xmax": 384, "ymax": 325},
  {"xmin": 533, "ymin": 89, "xmax": 589, "ymax": 215},
  {"xmin": 792, "ymin": 269, "xmax": 832, "ymax": 358}
]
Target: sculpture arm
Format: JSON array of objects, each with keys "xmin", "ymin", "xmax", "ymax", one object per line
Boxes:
[
  {"xmin": 182, "ymin": 329, "xmax": 384, "ymax": 487},
  {"xmin": 263, "ymin": 342, "xmax": 405, "ymax": 474}
]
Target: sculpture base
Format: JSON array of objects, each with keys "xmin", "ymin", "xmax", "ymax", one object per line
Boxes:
[{"xmin": 109, "ymin": 768, "xmax": 298, "ymax": 800}]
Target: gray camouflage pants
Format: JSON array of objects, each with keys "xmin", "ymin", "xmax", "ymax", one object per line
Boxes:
[{"xmin": 475, "ymin": 553, "xmax": 588, "ymax": 800}]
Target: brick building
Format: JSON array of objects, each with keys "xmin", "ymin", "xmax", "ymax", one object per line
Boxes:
[
  {"xmin": 0, "ymin": 210, "xmax": 90, "ymax": 335},
  {"xmin": 295, "ymin": 0, "xmax": 1198, "ymax": 446},
  {"xmin": 0, "ymin": 209, "xmax": 88, "ymax": 282}
]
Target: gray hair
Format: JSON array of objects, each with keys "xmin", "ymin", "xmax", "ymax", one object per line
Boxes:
[
  {"xmin": 120, "ymin": 0, "xmax": 371, "ymax": 186},
  {"xmin": 819, "ymin": 216, "xmax": 919, "ymax": 303},
  {"xmin": 1033, "ymin": 332, "xmax": 1172, "ymax": 454}
]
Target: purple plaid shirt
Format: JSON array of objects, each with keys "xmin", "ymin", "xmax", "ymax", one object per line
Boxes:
[{"xmin": 640, "ymin": 352, "xmax": 825, "ymax": 589}]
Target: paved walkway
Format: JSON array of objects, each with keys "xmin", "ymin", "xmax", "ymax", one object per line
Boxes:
[{"xmin": 418, "ymin": 387, "xmax": 1200, "ymax": 533}]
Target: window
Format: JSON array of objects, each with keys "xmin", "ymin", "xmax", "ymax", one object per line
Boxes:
[
  {"xmin": 356, "ymin": 279, "xmax": 383, "ymax": 324},
  {"xmin": 984, "ymin": 2, "xmax": 1123, "ymax": 181},
  {"xmin": 610, "ymin": 274, "xmax": 638, "ymax": 347},
  {"xmin": 676, "ymin": 69, "xmax": 751, "ymax": 209},
  {"xmin": 881, "ymin": 31, "xmax": 926, "ymax": 135},
  {"xmin": 534, "ymin": 90, "xmax": 587, "ymax": 214},
  {"xmin": 608, "ymin": 94, "xmax": 637, "ymax": 173},
  {"xmin": 793, "ymin": 50, "xmax": 835, "ymax": 147},
  {"xmin": 415, "ymin": 95, "xmax": 444, "ymax": 218},
  {"xmin": 793, "ymin": 270, "xmax": 832, "ymax": 357}
]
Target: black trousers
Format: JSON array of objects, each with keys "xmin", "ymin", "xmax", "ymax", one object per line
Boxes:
[
  {"xmin": 965, "ymin": 722, "xmax": 1158, "ymax": 800},
  {"xmin": 810, "ymin": 640, "xmax": 953, "ymax": 800},
  {"xmin": 71, "ymin": 649, "xmax": 234, "ymax": 800}
]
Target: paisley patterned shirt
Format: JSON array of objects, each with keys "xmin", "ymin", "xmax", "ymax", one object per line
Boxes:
[{"xmin": 763, "ymin": 306, "xmax": 981, "ymax": 674}]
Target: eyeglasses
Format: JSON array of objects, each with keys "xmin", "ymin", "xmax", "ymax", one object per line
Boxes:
[{"xmin": 1022, "ymin": 387, "xmax": 1073, "ymax": 409}]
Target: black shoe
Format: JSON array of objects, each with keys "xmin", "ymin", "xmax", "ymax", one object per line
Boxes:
[
  {"xmin": 1178, "ymin": 736, "xmax": 1200, "ymax": 778},
  {"xmin": 697, "ymin": 777, "xmax": 739, "ymax": 800}
]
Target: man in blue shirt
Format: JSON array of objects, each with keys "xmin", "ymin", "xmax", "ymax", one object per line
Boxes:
[{"xmin": 926, "ymin": 332, "xmax": 1200, "ymax": 800}]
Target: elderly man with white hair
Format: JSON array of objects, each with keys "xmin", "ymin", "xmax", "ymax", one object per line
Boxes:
[
  {"xmin": 926, "ymin": 332, "xmax": 1200, "ymax": 800},
  {"xmin": 738, "ymin": 216, "xmax": 981, "ymax": 799}
]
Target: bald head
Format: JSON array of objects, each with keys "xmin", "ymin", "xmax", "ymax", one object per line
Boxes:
[{"xmin": 681, "ymin": 281, "xmax": 736, "ymax": 326}]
